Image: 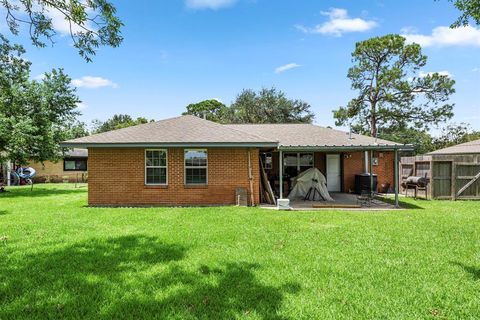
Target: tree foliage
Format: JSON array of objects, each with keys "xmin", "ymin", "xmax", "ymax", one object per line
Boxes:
[
  {"xmin": 1, "ymin": 0, "xmax": 123, "ymax": 61},
  {"xmin": 182, "ymin": 99, "xmax": 228, "ymax": 123},
  {"xmin": 334, "ymin": 34, "xmax": 455, "ymax": 137},
  {"xmin": 379, "ymin": 128, "xmax": 435, "ymax": 155},
  {"xmin": 91, "ymin": 114, "xmax": 153, "ymax": 134},
  {"xmin": 432, "ymin": 122, "xmax": 480, "ymax": 149},
  {"xmin": 226, "ymin": 87, "xmax": 314, "ymax": 124},
  {"xmin": 0, "ymin": 35, "xmax": 80, "ymax": 164},
  {"xmin": 448, "ymin": 0, "xmax": 480, "ymax": 26}
]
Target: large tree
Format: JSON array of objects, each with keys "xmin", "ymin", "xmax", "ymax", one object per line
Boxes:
[
  {"xmin": 182, "ymin": 99, "xmax": 228, "ymax": 123},
  {"xmin": 448, "ymin": 0, "xmax": 480, "ymax": 26},
  {"xmin": 0, "ymin": 35, "xmax": 80, "ymax": 164},
  {"xmin": 1, "ymin": 0, "xmax": 123, "ymax": 61},
  {"xmin": 334, "ymin": 34, "xmax": 455, "ymax": 137},
  {"xmin": 91, "ymin": 114, "xmax": 153, "ymax": 134},
  {"xmin": 227, "ymin": 87, "xmax": 314, "ymax": 124}
]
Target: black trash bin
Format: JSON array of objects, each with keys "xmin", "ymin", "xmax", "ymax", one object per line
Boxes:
[{"xmin": 355, "ymin": 173, "xmax": 378, "ymax": 194}]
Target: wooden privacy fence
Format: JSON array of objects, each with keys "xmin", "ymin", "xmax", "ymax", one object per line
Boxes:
[
  {"xmin": 401, "ymin": 155, "xmax": 480, "ymax": 200},
  {"xmin": 454, "ymin": 163, "xmax": 480, "ymax": 200}
]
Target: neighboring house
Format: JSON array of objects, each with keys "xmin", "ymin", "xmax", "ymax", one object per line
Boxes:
[
  {"xmin": 401, "ymin": 139, "xmax": 480, "ymax": 200},
  {"xmin": 28, "ymin": 149, "xmax": 88, "ymax": 183},
  {"xmin": 62, "ymin": 115, "xmax": 410, "ymax": 206}
]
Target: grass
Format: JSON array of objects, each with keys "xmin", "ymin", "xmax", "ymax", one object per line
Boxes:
[{"xmin": 0, "ymin": 184, "xmax": 479, "ymax": 319}]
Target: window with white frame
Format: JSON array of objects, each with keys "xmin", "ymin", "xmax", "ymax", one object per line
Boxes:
[
  {"xmin": 283, "ymin": 152, "xmax": 314, "ymax": 176},
  {"xmin": 145, "ymin": 150, "xmax": 167, "ymax": 185},
  {"xmin": 185, "ymin": 149, "xmax": 207, "ymax": 185}
]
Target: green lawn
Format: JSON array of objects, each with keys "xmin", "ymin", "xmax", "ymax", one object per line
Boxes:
[{"xmin": 0, "ymin": 184, "xmax": 479, "ymax": 319}]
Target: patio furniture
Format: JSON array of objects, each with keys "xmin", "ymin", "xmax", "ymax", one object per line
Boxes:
[{"xmin": 357, "ymin": 190, "xmax": 372, "ymax": 207}]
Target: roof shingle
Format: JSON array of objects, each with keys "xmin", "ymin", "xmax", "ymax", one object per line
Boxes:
[
  {"xmin": 62, "ymin": 115, "xmax": 407, "ymax": 150},
  {"xmin": 428, "ymin": 139, "xmax": 480, "ymax": 155},
  {"xmin": 63, "ymin": 115, "xmax": 276, "ymax": 146},
  {"xmin": 226, "ymin": 123, "xmax": 401, "ymax": 148}
]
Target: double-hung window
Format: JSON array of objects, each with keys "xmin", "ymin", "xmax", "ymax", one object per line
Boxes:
[
  {"xmin": 145, "ymin": 149, "xmax": 167, "ymax": 185},
  {"xmin": 185, "ymin": 149, "xmax": 207, "ymax": 185}
]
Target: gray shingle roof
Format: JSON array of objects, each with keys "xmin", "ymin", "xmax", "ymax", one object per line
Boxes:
[
  {"xmin": 62, "ymin": 115, "xmax": 408, "ymax": 150},
  {"xmin": 65, "ymin": 148, "xmax": 88, "ymax": 157},
  {"xmin": 226, "ymin": 123, "xmax": 402, "ymax": 148},
  {"xmin": 62, "ymin": 115, "xmax": 277, "ymax": 147},
  {"xmin": 428, "ymin": 139, "xmax": 480, "ymax": 155}
]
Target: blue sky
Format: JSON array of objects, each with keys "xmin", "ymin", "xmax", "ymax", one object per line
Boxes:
[{"xmin": 2, "ymin": 0, "xmax": 480, "ymax": 133}]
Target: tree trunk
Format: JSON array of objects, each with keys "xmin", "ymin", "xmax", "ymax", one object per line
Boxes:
[{"xmin": 370, "ymin": 103, "xmax": 377, "ymax": 137}]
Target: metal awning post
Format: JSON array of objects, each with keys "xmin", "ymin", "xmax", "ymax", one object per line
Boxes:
[
  {"xmin": 370, "ymin": 150, "xmax": 374, "ymax": 195},
  {"xmin": 279, "ymin": 150, "xmax": 283, "ymax": 201},
  {"xmin": 395, "ymin": 149, "xmax": 399, "ymax": 208}
]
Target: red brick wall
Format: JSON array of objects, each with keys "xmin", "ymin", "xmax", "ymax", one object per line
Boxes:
[
  {"xmin": 342, "ymin": 151, "xmax": 395, "ymax": 193},
  {"xmin": 88, "ymin": 148, "xmax": 260, "ymax": 206}
]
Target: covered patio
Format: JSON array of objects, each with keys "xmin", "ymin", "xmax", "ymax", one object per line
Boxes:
[
  {"xmin": 275, "ymin": 145, "xmax": 408, "ymax": 209},
  {"xmin": 227, "ymin": 122, "xmax": 413, "ymax": 209},
  {"xmin": 260, "ymin": 192, "xmax": 398, "ymax": 210}
]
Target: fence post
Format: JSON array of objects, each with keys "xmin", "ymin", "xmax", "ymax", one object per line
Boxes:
[{"xmin": 451, "ymin": 163, "xmax": 456, "ymax": 201}]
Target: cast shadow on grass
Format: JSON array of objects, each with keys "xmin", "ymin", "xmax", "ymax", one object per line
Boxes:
[
  {"xmin": 0, "ymin": 234, "xmax": 299, "ymax": 319},
  {"xmin": 452, "ymin": 262, "xmax": 480, "ymax": 281},
  {"xmin": 0, "ymin": 186, "xmax": 86, "ymax": 198},
  {"xmin": 378, "ymin": 196, "xmax": 426, "ymax": 210},
  {"xmin": 0, "ymin": 210, "xmax": 8, "ymax": 215}
]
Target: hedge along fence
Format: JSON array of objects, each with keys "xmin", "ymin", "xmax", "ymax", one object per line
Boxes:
[{"xmin": 400, "ymin": 154, "xmax": 480, "ymax": 200}]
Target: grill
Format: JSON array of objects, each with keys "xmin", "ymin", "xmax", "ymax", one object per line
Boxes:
[{"xmin": 401, "ymin": 176, "xmax": 428, "ymax": 189}]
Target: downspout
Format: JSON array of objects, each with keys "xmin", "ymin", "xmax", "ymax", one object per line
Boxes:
[
  {"xmin": 364, "ymin": 151, "xmax": 369, "ymax": 173},
  {"xmin": 247, "ymin": 149, "xmax": 255, "ymax": 206}
]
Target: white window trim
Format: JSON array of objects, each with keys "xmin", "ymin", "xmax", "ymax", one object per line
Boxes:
[
  {"xmin": 184, "ymin": 148, "xmax": 208, "ymax": 185},
  {"xmin": 283, "ymin": 152, "xmax": 314, "ymax": 172},
  {"xmin": 145, "ymin": 149, "xmax": 168, "ymax": 186}
]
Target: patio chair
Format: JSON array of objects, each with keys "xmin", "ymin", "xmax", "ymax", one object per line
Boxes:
[{"xmin": 357, "ymin": 190, "xmax": 372, "ymax": 207}]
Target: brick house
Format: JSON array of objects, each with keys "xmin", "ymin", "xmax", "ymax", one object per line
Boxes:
[
  {"xmin": 28, "ymin": 149, "xmax": 88, "ymax": 183},
  {"xmin": 62, "ymin": 115, "xmax": 410, "ymax": 207}
]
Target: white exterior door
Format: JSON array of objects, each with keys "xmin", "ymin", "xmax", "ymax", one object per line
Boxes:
[{"xmin": 326, "ymin": 154, "xmax": 341, "ymax": 192}]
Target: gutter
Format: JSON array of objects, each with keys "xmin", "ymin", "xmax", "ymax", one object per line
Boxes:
[{"xmin": 278, "ymin": 144, "xmax": 414, "ymax": 152}]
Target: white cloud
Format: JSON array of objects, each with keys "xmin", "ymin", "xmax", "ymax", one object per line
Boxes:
[
  {"xmin": 72, "ymin": 76, "xmax": 118, "ymax": 89},
  {"xmin": 275, "ymin": 63, "xmax": 302, "ymax": 74},
  {"xmin": 76, "ymin": 102, "xmax": 88, "ymax": 110},
  {"xmin": 46, "ymin": 8, "xmax": 92, "ymax": 35},
  {"xmin": 419, "ymin": 70, "xmax": 453, "ymax": 78},
  {"xmin": 296, "ymin": 8, "xmax": 377, "ymax": 37},
  {"xmin": 402, "ymin": 26, "xmax": 480, "ymax": 47},
  {"xmin": 473, "ymin": 67, "xmax": 480, "ymax": 72},
  {"xmin": 185, "ymin": 0, "xmax": 237, "ymax": 10}
]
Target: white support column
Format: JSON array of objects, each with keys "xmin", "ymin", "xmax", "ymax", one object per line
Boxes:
[
  {"xmin": 279, "ymin": 150, "xmax": 283, "ymax": 200},
  {"xmin": 395, "ymin": 149, "xmax": 399, "ymax": 208}
]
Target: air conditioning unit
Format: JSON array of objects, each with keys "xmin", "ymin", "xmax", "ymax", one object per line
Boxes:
[{"xmin": 277, "ymin": 198, "xmax": 291, "ymax": 210}]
